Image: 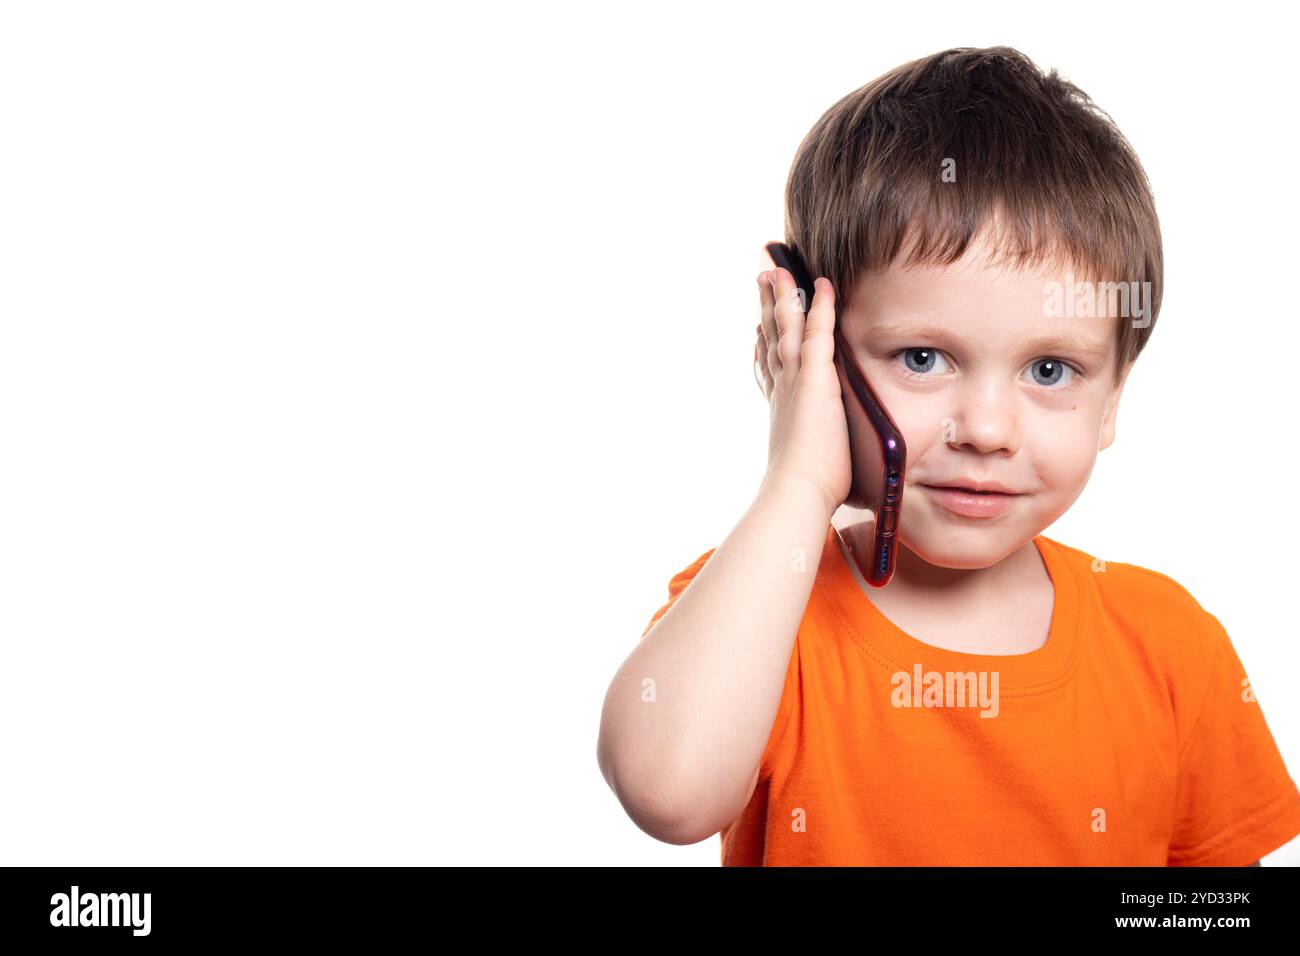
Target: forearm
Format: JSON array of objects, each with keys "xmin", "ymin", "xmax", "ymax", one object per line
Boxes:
[{"xmin": 598, "ymin": 474, "xmax": 833, "ymax": 843}]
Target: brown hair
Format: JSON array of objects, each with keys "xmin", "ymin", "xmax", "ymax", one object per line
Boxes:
[{"xmin": 783, "ymin": 46, "xmax": 1162, "ymax": 380}]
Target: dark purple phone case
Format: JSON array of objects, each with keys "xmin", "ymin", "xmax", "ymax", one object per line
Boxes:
[{"xmin": 764, "ymin": 242, "xmax": 907, "ymax": 587}]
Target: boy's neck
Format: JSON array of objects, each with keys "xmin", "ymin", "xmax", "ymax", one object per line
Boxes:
[
  {"xmin": 837, "ymin": 528, "xmax": 1053, "ymax": 654},
  {"xmin": 888, "ymin": 536, "xmax": 1046, "ymax": 604}
]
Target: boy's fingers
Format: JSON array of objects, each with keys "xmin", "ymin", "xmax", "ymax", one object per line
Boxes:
[
  {"xmin": 804, "ymin": 278, "xmax": 836, "ymax": 336},
  {"xmin": 800, "ymin": 280, "xmax": 832, "ymax": 351},
  {"xmin": 753, "ymin": 325, "xmax": 773, "ymax": 398},
  {"xmin": 800, "ymin": 277, "xmax": 837, "ymax": 373},
  {"xmin": 770, "ymin": 268, "xmax": 803, "ymax": 373},
  {"xmin": 758, "ymin": 271, "xmax": 780, "ymax": 373}
]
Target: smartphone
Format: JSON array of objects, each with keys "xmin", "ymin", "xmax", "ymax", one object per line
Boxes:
[{"xmin": 762, "ymin": 242, "xmax": 907, "ymax": 587}]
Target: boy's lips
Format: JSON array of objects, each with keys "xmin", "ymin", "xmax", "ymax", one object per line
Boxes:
[
  {"xmin": 923, "ymin": 478, "xmax": 1021, "ymax": 495},
  {"xmin": 919, "ymin": 483, "xmax": 1022, "ymax": 518}
]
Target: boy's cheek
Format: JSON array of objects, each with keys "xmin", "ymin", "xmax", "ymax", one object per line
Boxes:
[
  {"xmin": 878, "ymin": 394, "xmax": 950, "ymax": 452},
  {"xmin": 1022, "ymin": 424, "xmax": 1104, "ymax": 492}
]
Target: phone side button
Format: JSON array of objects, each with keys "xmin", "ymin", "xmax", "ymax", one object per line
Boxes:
[{"xmin": 881, "ymin": 509, "xmax": 897, "ymax": 534}]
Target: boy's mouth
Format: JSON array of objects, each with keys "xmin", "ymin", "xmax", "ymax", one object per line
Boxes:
[
  {"xmin": 919, "ymin": 482, "xmax": 1022, "ymax": 518},
  {"xmin": 922, "ymin": 479, "xmax": 1022, "ymax": 496}
]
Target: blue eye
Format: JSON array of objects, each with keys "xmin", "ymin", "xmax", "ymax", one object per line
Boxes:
[
  {"xmin": 1026, "ymin": 358, "xmax": 1077, "ymax": 388},
  {"xmin": 899, "ymin": 348, "xmax": 951, "ymax": 376}
]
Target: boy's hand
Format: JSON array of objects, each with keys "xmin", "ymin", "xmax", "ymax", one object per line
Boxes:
[{"xmin": 754, "ymin": 266, "xmax": 852, "ymax": 519}]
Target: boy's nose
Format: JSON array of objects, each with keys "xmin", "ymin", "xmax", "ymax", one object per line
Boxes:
[{"xmin": 945, "ymin": 384, "xmax": 1020, "ymax": 455}]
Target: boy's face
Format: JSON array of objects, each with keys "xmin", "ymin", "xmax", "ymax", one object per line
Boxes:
[{"xmin": 839, "ymin": 236, "xmax": 1132, "ymax": 570}]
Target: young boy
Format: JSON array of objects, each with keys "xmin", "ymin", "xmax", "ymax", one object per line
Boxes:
[{"xmin": 596, "ymin": 46, "xmax": 1300, "ymax": 865}]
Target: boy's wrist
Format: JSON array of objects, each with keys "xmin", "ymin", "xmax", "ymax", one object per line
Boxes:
[{"xmin": 756, "ymin": 470, "xmax": 838, "ymax": 525}]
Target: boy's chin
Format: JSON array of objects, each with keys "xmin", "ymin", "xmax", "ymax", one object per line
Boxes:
[{"xmin": 899, "ymin": 523, "xmax": 1032, "ymax": 571}]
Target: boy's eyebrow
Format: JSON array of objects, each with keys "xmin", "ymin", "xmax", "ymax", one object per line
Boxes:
[{"xmin": 868, "ymin": 322, "xmax": 1111, "ymax": 359}]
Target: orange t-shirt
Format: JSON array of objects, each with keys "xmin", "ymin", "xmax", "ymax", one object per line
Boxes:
[{"xmin": 640, "ymin": 525, "xmax": 1300, "ymax": 865}]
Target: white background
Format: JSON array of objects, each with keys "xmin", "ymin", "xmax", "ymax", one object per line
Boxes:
[{"xmin": 1, "ymin": 1, "xmax": 1297, "ymax": 865}]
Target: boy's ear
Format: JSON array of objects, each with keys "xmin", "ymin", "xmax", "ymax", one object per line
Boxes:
[{"xmin": 1099, "ymin": 362, "xmax": 1133, "ymax": 451}]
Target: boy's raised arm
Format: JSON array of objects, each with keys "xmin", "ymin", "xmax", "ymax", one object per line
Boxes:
[
  {"xmin": 597, "ymin": 266, "xmax": 853, "ymax": 845},
  {"xmin": 596, "ymin": 473, "xmax": 834, "ymax": 844}
]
